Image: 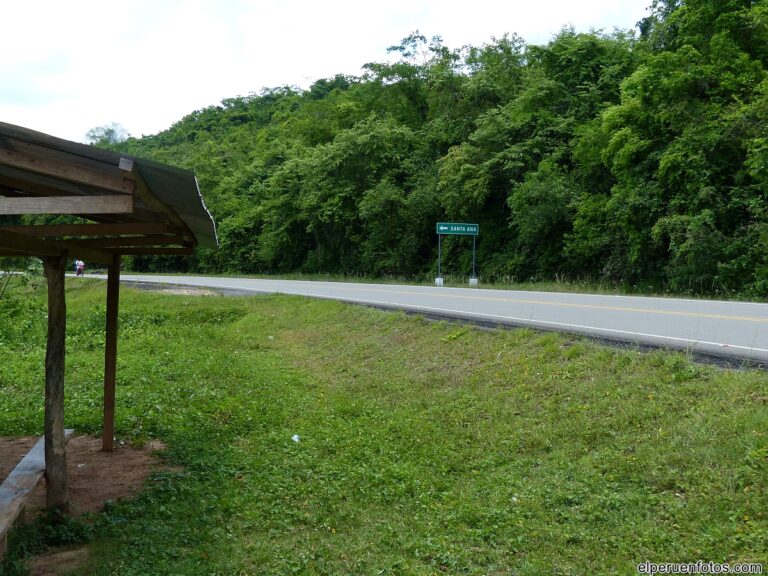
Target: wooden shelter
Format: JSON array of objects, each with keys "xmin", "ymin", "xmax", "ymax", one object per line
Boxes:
[{"xmin": 0, "ymin": 121, "xmax": 217, "ymax": 512}]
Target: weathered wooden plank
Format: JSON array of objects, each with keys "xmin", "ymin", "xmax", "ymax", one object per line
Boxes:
[
  {"xmin": 0, "ymin": 229, "xmax": 62, "ymax": 257},
  {"xmin": 0, "ymin": 145, "xmax": 133, "ymax": 194},
  {"xmin": 0, "ymin": 166, "xmax": 88, "ymax": 197},
  {"xmin": 0, "ymin": 223, "xmax": 193, "ymax": 263},
  {"xmin": 102, "ymin": 255, "xmax": 120, "ymax": 452},
  {"xmin": 0, "ymin": 195, "xmax": 133, "ymax": 215},
  {"xmin": 74, "ymin": 234, "xmax": 188, "ymax": 248},
  {"xmin": 0, "ymin": 436, "xmax": 47, "ymax": 539},
  {"xmin": 0, "ymin": 229, "xmax": 114, "ymax": 265},
  {"xmin": 0, "ymin": 430, "xmax": 74, "ymax": 557},
  {"xmin": 0, "ymin": 223, "xmax": 179, "ymax": 237},
  {"xmin": 43, "ymin": 256, "xmax": 68, "ymax": 513},
  {"xmin": 106, "ymin": 247, "xmax": 195, "ymax": 255}
]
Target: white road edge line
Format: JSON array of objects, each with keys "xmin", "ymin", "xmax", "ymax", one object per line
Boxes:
[
  {"xmin": 190, "ymin": 283, "xmax": 766, "ymax": 356},
  {"xmin": 292, "ymin": 293, "xmax": 768, "ymax": 354}
]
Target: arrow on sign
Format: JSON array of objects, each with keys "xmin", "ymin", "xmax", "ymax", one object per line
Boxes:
[{"xmin": 439, "ymin": 226, "xmax": 448, "ymax": 231}]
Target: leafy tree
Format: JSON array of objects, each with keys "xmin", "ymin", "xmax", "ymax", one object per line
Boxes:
[
  {"xmin": 85, "ymin": 123, "xmax": 130, "ymax": 146},
  {"xmin": 598, "ymin": 0, "xmax": 768, "ymax": 291},
  {"xmin": 109, "ymin": 2, "xmax": 768, "ymax": 296}
]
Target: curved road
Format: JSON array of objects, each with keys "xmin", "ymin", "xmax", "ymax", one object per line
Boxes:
[{"xmin": 97, "ymin": 275, "xmax": 768, "ymax": 364}]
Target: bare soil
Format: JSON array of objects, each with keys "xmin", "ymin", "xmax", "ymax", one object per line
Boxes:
[
  {"xmin": 120, "ymin": 281, "xmax": 218, "ymax": 297},
  {"xmin": 0, "ymin": 434, "xmax": 168, "ymax": 575}
]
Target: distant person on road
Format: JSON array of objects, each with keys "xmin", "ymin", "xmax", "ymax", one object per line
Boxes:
[{"xmin": 76, "ymin": 259, "xmax": 85, "ymax": 276}]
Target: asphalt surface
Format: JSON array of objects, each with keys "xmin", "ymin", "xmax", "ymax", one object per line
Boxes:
[{"xmin": 91, "ymin": 274, "xmax": 768, "ymax": 365}]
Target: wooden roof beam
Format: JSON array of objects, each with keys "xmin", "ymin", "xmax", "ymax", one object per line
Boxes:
[
  {"xmin": 0, "ymin": 229, "xmax": 64, "ymax": 257},
  {"xmin": 0, "ymin": 195, "xmax": 133, "ymax": 215},
  {"xmin": 0, "ymin": 169, "xmax": 90, "ymax": 198},
  {"xmin": 0, "ymin": 223, "xmax": 182, "ymax": 237},
  {"xmin": 0, "ymin": 144, "xmax": 133, "ymax": 195},
  {"xmin": 78, "ymin": 206, "xmax": 172, "ymax": 224},
  {"xmin": 73, "ymin": 235, "xmax": 190, "ymax": 248},
  {"xmin": 0, "ymin": 229, "xmax": 113, "ymax": 264},
  {"xmin": 106, "ymin": 247, "xmax": 194, "ymax": 256}
]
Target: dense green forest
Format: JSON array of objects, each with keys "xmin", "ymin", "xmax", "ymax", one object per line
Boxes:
[{"xmin": 107, "ymin": 0, "xmax": 768, "ymax": 295}]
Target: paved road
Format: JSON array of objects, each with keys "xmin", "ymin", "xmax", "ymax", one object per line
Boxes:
[{"xmin": 95, "ymin": 274, "xmax": 768, "ymax": 364}]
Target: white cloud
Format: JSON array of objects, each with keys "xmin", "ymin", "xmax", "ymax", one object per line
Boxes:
[{"xmin": 0, "ymin": 0, "xmax": 651, "ymax": 142}]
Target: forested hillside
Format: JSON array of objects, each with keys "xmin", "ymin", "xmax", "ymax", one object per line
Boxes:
[{"xmin": 110, "ymin": 0, "xmax": 768, "ymax": 296}]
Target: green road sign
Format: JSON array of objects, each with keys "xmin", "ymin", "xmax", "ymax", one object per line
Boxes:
[{"xmin": 436, "ymin": 222, "xmax": 479, "ymax": 236}]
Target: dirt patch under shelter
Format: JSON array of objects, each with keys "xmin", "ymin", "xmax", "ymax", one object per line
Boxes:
[{"xmin": 1, "ymin": 434, "xmax": 167, "ymax": 575}]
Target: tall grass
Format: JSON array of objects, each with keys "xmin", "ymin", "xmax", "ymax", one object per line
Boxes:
[{"xmin": 0, "ymin": 279, "xmax": 766, "ymax": 575}]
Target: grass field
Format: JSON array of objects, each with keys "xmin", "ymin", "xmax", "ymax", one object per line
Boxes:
[{"xmin": 1, "ymin": 278, "xmax": 767, "ymax": 575}]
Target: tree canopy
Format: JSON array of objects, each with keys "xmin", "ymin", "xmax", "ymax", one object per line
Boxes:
[{"xmin": 108, "ymin": 0, "xmax": 768, "ymax": 296}]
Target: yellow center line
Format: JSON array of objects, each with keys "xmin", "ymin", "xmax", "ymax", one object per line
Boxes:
[{"xmin": 310, "ymin": 284, "xmax": 768, "ymax": 324}]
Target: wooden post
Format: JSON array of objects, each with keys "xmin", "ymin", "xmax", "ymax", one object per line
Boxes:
[
  {"xmin": 42, "ymin": 255, "xmax": 68, "ymax": 512},
  {"xmin": 102, "ymin": 254, "xmax": 120, "ymax": 451}
]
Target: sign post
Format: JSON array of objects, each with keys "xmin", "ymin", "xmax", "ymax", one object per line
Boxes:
[
  {"xmin": 435, "ymin": 222, "xmax": 480, "ymax": 286},
  {"xmin": 437, "ymin": 233, "xmax": 443, "ymax": 286}
]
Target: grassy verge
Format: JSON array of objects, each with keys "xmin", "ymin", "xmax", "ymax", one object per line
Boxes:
[{"xmin": 1, "ymin": 279, "xmax": 767, "ymax": 575}]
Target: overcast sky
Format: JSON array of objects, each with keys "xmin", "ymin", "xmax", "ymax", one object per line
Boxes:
[{"xmin": 0, "ymin": 0, "xmax": 651, "ymax": 143}]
